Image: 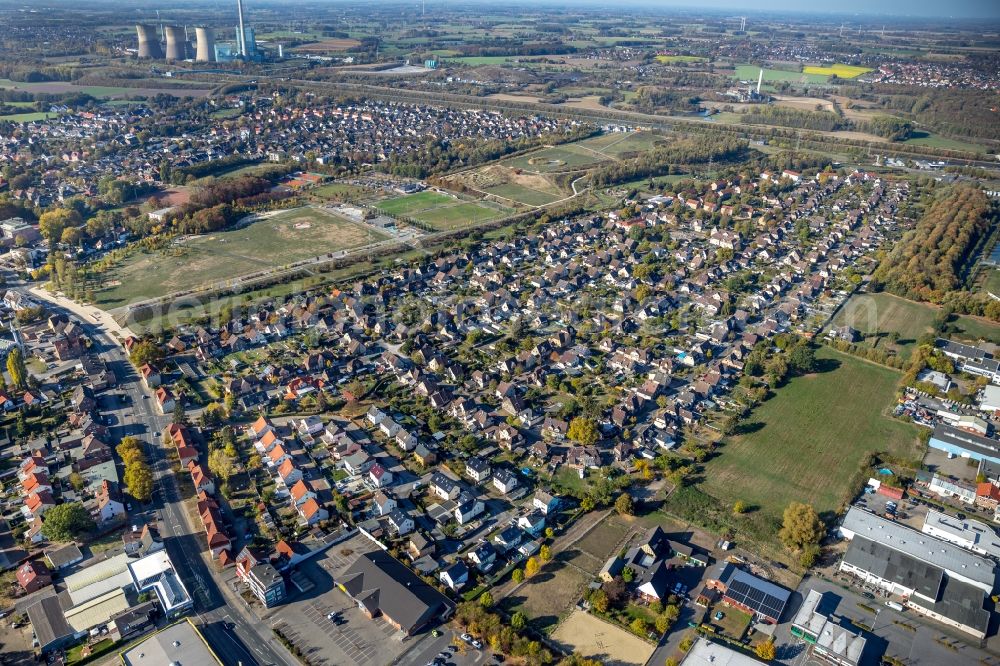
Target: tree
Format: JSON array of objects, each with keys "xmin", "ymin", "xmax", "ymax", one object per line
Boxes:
[
  {"xmin": 38, "ymin": 208, "xmax": 81, "ymax": 244},
  {"xmin": 124, "ymin": 461, "xmax": 154, "ymax": 502},
  {"xmin": 201, "ymin": 402, "xmax": 226, "ymax": 427},
  {"xmin": 733, "ymin": 500, "xmax": 748, "ymax": 515},
  {"xmin": 60, "ymin": 226, "xmax": 83, "ymax": 246},
  {"xmin": 511, "ymin": 610, "xmax": 527, "ymax": 632},
  {"xmin": 479, "ymin": 591, "xmax": 494, "ymax": 608},
  {"xmin": 779, "ymin": 502, "xmax": 825, "ymax": 552},
  {"xmin": 630, "ymin": 617, "xmax": 647, "ymax": 636},
  {"xmin": 525, "ymin": 556, "xmax": 540, "ymax": 578},
  {"xmin": 539, "ymin": 544, "xmax": 552, "ymax": 562},
  {"xmin": 129, "ymin": 340, "xmax": 164, "ymax": 368},
  {"xmin": 755, "ymin": 640, "xmax": 776, "ymax": 661},
  {"xmin": 6, "ymin": 347, "xmax": 26, "ymax": 389},
  {"xmin": 42, "ymin": 502, "xmax": 94, "ymax": 541},
  {"xmin": 545, "ymin": 527, "xmax": 555, "ymax": 539},
  {"xmin": 567, "ymin": 416, "xmax": 599, "ymax": 445},
  {"xmin": 590, "ymin": 589, "xmax": 609, "ymax": 613},
  {"xmin": 622, "ymin": 566, "xmax": 635, "ymax": 583},
  {"xmin": 655, "ymin": 614, "xmax": 671, "ymax": 634},
  {"xmin": 172, "ymin": 401, "xmax": 187, "ymax": 425},
  {"xmin": 208, "ymin": 449, "xmax": 236, "ymax": 483},
  {"xmin": 615, "ymin": 493, "xmax": 634, "ymax": 516},
  {"xmin": 68, "ymin": 472, "xmax": 85, "ymax": 491},
  {"xmin": 116, "ymin": 437, "xmax": 145, "ymax": 464},
  {"xmin": 512, "ymin": 568, "xmax": 524, "ymax": 583},
  {"xmin": 788, "ymin": 343, "xmax": 817, "ymax": 375}
]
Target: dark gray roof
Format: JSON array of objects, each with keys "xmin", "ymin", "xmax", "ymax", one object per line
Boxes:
[
  {"xmin": 930, "ymin": 423, "xmax": 1000, "ymax": 461},
  {"xmin": 907, "ymin": 576, "xmax": 990, "ymax": 636},
  {"xmin": 26, "ymin": 595, "xmax": 72, "ymax": 651},
  {"xmin": 843, "ymin": 536, "xmax": 944, "ymax": 600},
  {"xmin": 45, "ymin": 543, "xmax": 83, "ymax": 570},
  {"xmin": 937, "ymin": 338, "xmax": 988, "ymax": 361},
  {"xmin": 340, "ymin": 550, "xmax": 455, "ymax": 633}
]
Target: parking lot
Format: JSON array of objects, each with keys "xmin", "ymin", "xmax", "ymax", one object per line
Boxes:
[{"xmin": 262, "ymin": 537, "xmax": 414, "ymax": 666}]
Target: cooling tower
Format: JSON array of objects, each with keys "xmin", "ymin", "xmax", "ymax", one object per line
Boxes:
[
  {"xmin": 195, "ymin": 27, "xmax": 216, "ymax": 62},
  {"xmin": 164, "ymin": 26, "xmax": 186, "ymax": 61},
  {"xmin": 136, "ymin": 24, "xmax": 164, "ymax": 59}
]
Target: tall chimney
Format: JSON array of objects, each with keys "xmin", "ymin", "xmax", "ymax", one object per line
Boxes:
[
  {"xmin": 757, "ymin": 68, "xmax": 763, "ymax": 95},
  {"xmin": 237, "ymin": 0, "xmax": 247, "ymax": 57}
]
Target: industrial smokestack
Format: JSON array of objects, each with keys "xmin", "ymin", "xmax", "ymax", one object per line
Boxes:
[
  {"xmin": 196, "ymin": 27, "xmax": 216, "ymax": 62},
  {"xmin": 164, "ymin": 26, "xmax": 186, "ymax": 61},
  {"xmin": 757, "ymin": 68, "xmax": 763, "ymax": 95},
  {"xmin": 136, "ymin": 24, "xmax": 164, "ymax": 59},
  {"xmin": 237, "ymin": 0, "xmax": 247, "ymax": 57}
]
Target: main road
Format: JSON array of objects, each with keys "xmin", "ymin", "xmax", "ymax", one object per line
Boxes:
[{"xmin": 9, "ymin": 280, "xmax": 296, "ymax": 666}]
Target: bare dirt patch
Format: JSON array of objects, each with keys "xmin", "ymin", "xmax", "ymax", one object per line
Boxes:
[
  {"xmin": 551, "ymin": 610, "xmax": 655, "ymax": 666},
  {"xmin": 294, "ymin": 38, "xmax": 362, "ymax": 52}
]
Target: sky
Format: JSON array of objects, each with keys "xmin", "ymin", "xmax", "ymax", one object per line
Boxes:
[{"xmin": 515, "ymin": 0, "xmax": 1000, "ymax": 19}]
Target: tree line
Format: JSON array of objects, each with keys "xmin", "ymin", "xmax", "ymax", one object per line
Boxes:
[{"xmin": 588, "ymin": 136, "xmax": 748, "ymax": 188}]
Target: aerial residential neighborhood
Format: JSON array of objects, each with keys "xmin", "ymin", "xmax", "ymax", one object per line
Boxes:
[{"xmin": 0, "ymin": 2, "xmax": 999, "ymax": 666}]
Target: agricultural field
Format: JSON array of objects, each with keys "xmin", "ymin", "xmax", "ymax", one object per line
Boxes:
[
  {"xmin": 949, "ymin": 315, "xmax": 1000, "ymax": 346},
  {"xmin": 376, "ymin": 190, "xmax": 511, "ymax": 229},
  {"xmin": 0, "ymin": 111, "xmax": 55, "ymax": 122},
  {"xmin": 550, "ymin": 610, "xmax": 655, "ymax": 666},
  {"xmin": 700, "ymin": 347, "xmax": 923, "ymax": 524},
  {"xmin": 92, "ymin": 207, "xmax": 387, "ymax": 309},
  {"xmin": 802, "ymin": 64, "xmax": 872, "ymax": 78},
  {"xmin": 655, "ymin": 55, "xmax": 707, "ymax": 64},
  {"xmin": 0, "ymin": 78, "xmax": 211, "ymax": 99},
  {"xmin": 826, "ymin": 292, "xmax": 939, "ymax": 360},
  {"xmin": 733, "ymin": 65, "xmax": 829, "ymax": 85}
]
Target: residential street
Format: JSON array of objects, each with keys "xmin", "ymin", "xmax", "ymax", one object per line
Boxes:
[{"xmin": 13, "ymin": 282, "xmax": 297, "ymax": 666}]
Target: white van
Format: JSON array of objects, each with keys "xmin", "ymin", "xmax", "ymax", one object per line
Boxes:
[{"xmin": 885, "ymin": 601, "xmax": 905, "ymax": 611}]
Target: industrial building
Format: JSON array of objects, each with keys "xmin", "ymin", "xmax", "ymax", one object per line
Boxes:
[
  {"xmin": 928, "ymin": 423, "xmax": 1000, "ymax": 465},
  {"xmin": 121, "ymin": 619, "xmax": 221, "ymax": 666},
  {"xmin": 837, "ymin": 507, "xmax": 994, "ymax": 639},
  {"xmin": 791, "ymin": 589, "xmax": 867, "ymax": 666},
  {"xmin": 164, "ymin": 26, "xmax": 187, "ymax": 61},
  {"xmin": 921, "ymin": 509, "xmax": 1000, "ymax": 560},
  {"xmin": 195, "ymin": 27, "xmax": 216, "ymax": 62}
]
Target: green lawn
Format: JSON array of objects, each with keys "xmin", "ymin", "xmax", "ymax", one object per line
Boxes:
[
  {"xmin": 92, "ymin": 207, "xmax": 387, "ymax": 309},
  {"xmin": 483, "ymin": 182, "xmax": 563, "ymax": 207},
  {"xmin": 377, "ymin": 191, "xmax": 511, "ymax": 229},
  {"xmin": 312, "ymin": 182, "xmax": 373, "ymax": 199},
  {"xmin": 827, "ymin": 292, "xmax": 938, "ymax": 360},
  {"xmin": 505, "ymin": 145, "xmax": 610, "ymax": 172},
  {"xmin": 377, "ymin": 191, "xmax": 455, "ymax": 216},
  {"xmin": 0, "ymin": 111, "xmax": 55, "ymax": 122},
  {"xmin": 575, "ymin": 131, "xmax": 668, "ymax": 157},
  {"xmin": 903, "ymin": 131, "xmax": 987, "ymax": 154},
  {"xmin": 950, "ymin": 315, "xmax": 1000, "ymax": 345},
  {"xmin": 701, "ymin": 347, "xmax": 923, "ymax": 524}
]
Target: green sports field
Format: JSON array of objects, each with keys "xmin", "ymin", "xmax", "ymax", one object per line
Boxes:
[
  {"xmin": 701, "ymin": 347, "xmax": 922, "ymax": 524},
  {"xmin": 505, "ymin": 145, "xmax": 610, "ymax": 172},
  {"xmin": 377, "ymin": 191, "xmax": 511, "ymax": 229},
  {"xmin": 91, "ymin": 207, "xmax": 386, "ymax": 309},
  {"xmin": 482, "ymin": 182, "xmax": 562, "ymax": 206}
]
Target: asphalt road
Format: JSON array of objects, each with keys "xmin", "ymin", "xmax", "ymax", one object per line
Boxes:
[{"xmin": 15, "ymin": 283, "xmax": 296, "ymax": 666}]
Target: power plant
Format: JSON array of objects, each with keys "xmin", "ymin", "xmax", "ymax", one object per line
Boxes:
[
  {"xmin": 136, "ymin": 24, "xmax": 164, "ymax": 59},
  {"xmin": 164, "ymin": 26, "xmax": 187, "ymax": 61},
  {"xmin": 195, "ymin": 27, "xmax": 216, "ymax": 62},
  {"xmin": 135, "ymin": 0, "xmax": 267, "ymax": 62}
]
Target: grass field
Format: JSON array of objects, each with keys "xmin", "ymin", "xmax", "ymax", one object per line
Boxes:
[
  {"xmin": 312, "ymin": 182, "xmax": 373, "ymax": 200},
  {"xmin": 0, "ymin": 78, "xmax": 211, "ymax": 99},
  {"xmin": 502, "ymin": 516, "xmax": 630, "ymax": 633},
  {"xmin": 93, "ymin": 207, "xmax": 387, "ymax": 309},
  {"xmin": 903, "ymin": 130, "xmax": 987, "ymax": 154},
  {"xmin": 575, "ymin": 131, "xmax": 668, "ymax": 157},
  {"xmin": 701, "ymin": 347, "xmax": 923, "ymax": 523},
  {"xmin": 483, "ymin": 182, "xmax": 562, "ymax": 206},
  {"xmin": 377, "ymin": 190, "xmax": 511, "ymax": 229},
  {"xmin": 827, "ymin": 292, "xmax": 938, "ymax": 360},
  {"xmin": 0, "ymin": 111, "xmax": 54, "ymax": 122},
  {"xmin": 950, "ymin": 315, "xmax": 1000, "ymax": 345},
  {"xmin": 802, "ymin": 64, "xmax": 872, "ymax": 78},
  {"xmin": 733, "ymin": 65, "xmax": 829, "ymax": 85},
  {"xmin": 506, "ymin": 144, "xmax": 610, "ymax": 172}
]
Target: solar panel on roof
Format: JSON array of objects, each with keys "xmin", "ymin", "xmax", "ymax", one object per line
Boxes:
[{"xmin": 726, "ymin": 578, "xmax": 787, "ymax": 619}]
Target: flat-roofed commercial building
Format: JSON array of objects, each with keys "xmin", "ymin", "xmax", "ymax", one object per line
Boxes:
[
  {"xmin": 121, "ymin": 619, "xmax": 221, "ymax": 666},
  {"xmin": 921, "ymin": 509, "xmax": 1000, "ymax": 560}
]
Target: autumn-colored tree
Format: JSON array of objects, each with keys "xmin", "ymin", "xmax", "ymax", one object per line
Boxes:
[
  {"xmin": 567, "ymin": 416, "xmax": 599, "ymax": 445},
  {"xmin": 124, "ymin": 460, "xmax": 154, "ymax": 502},
  {"xmin": 539, "ymin": 544, "xmax": 552, "ymax": 562},
  {"xmin": 512, "ymin": 568, "xmax": 524, "ymax": 583},
  {"xmin": 755, "ymin": 640, "xmax": 776, "ymax": 661},
  {"xmin": 525, "ymin": 556, "xmax": 540, "ymax": 578},
  {"xmin": 779, "ymin": 502, "xmax": 825, "ymax": 552},
  {"xmin": 615, "ymin": 493, "xmax": 634, "ymax": 516},
  {"xmin": 6, "ymin": 347, "xmax": 26, "ymax": 389}
]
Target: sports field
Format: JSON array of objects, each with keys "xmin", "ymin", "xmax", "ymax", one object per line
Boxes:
[
  {"xmin": 92, "ymin": 207, "xmax": 386, "ymax": 309},
  {"xmin": 701, "ymin": 347, "xmax": 922, "ymax": 523},
  {"xmin": 827, "ymin": 292, "xmax": 938, "ymax": 360},
  {"xmin": 733, "ymin": 65, "xmax": 829, "ymax": 85},
  {"xmin": 377, "ymin": 191, "xmax": 511, "ymax": 229},
  {"xmin": 655, "ymin": 55, "xmax": 707, "ymax": 64},
  {"xmin": 802, "ymin": 64, "xmax": 872, "ymax": 78}
]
